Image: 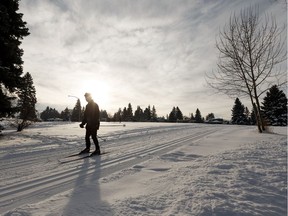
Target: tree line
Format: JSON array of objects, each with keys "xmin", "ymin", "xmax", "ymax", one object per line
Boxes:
[
  {"xmin": 38, "ymin": 84, "xmax": 287, "ymax": 126},
  {"xmin": 40, "ymin": 104, "xmax": 158, "ymax": 122}
]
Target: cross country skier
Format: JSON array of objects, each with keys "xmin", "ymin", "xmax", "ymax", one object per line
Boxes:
[{"xmin": 79, "ymin": 92, "xmax": 101, "ymax": 156}]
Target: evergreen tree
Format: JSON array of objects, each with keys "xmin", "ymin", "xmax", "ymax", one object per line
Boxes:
[
  {"xmin": 16, "ymin": 72, "xmax": 37, "ymax": 131},
  {"xmin": 244, "ymin": 107, "xmax": 250, "ymax": 124},
  {"xmin": 190, "ymin": 113, "xmax": 195, "ymax": 122},
  {"xmin": 40, "ymin": 107, "xmax": 50, "ymax": 121},
  {"xmin": 40, "ymin": 107, "xmax": 60, "ymax": 121},
  {"xmin": 122, "ymin": 107, "xmax": 127, "ymax": 121},
  {"xmin": 231, "ymin": 98, "xmax": 248, "ymax": 124},
  {"xmin": 100, "ymin": 110, "xmax": 109, "ymax": 121},
  {"xmin": 143, "ymin": 105, "xmax": 151, "ymax": 121},
  {"xmin": 60, "ymin": 107, "xmax": 70, "ymax": 121},
  {"xmin": 0, "ymin": 0, "xmax": 30, "ymax": 116},
  {"xmin": 52, "ymin": 108, "xmax": 60, "ymax": 119},
  {"xmin": 175, "ymin": 106, "xmax": 183, "ymax": 121},
  {"xmin": 206, "ymin": 113, "xmax": 215, "ymax": 121},
  {"xmin": 113, "ymin": 108, "xmax": 122, "ymax": 122},
  {"xmin": 71, "ymin": 99, "xmax": 81, "ymax": 122},
  {"xmin": 126, "ymin": 103, "xmax": 133, "ymax": 121},
  {"xmin": 134, "ymin": 106, "xmax": 144, "ymax": 121},
  {"xmin": 168, "ymin": 107, "xmax": 177, "ymax": 122},
  {"xmin": 0, "ymin": 87, "xmax": 15, "ymax": 117},
  {"xmin": 168, "ymin": 106, "xmax": 183, "ymax": 122},
  {"xmin": 250, "ymin": 109, "xmax": 257, "ymax": 125},
  {"xmin": 261, "ymin": 85, "xmax": 287, "ymax": 126},
  {"xmin": 195, "ymin": 108, "xmax": 203, "ymax": 123},
  {"xmin": 151, "ymin": 105, "xmax": 157, "ymax": 121}
]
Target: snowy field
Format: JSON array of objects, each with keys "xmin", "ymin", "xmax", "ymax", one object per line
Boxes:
[{"xmin": 0, "ymin": 121, "xmax": 287, "ymax": 216}]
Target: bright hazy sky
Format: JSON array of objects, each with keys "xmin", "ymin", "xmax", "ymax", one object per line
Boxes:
[{"xmin": 19, "ymin": 0, "xmax": 287, "ymax": 119}]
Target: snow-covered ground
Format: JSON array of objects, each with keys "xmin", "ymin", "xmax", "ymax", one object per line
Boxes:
[{"xmin": 0, "ymin": 122, "xmax": 287, "ymax": 216}]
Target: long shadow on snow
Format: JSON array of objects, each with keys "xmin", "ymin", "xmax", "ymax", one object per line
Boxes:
[{"xmin": 62, "ymin": 155, "xmax": 114, "ymax": 216}]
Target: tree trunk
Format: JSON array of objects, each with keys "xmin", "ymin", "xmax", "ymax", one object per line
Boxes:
[{"xmin": 253, "ymin": 102, "xmax": 262, "ymax": 133}]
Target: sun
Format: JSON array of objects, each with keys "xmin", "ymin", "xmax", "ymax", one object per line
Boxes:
[{"xmin": 78, "ymin": 80, "xmax": 111, "ymax": 109}]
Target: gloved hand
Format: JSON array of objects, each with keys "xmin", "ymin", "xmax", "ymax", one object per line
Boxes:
[{"xmin": 79, "ymin": 123, "xmax": 84, "ymax": 128}]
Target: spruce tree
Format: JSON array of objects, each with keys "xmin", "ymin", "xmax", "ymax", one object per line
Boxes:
[
  {"xmin": 71, "ymin": 99, "xmax": 81, "ymax": 122},
  {"xmin": 261, "ymin": 85, "xmax": 287, "ymax": 126},
  {"xmin": 231, "ymin": 98, "xmax": 248, "ymax": 124},
  {"xmin": 40, "ymin": 107, "xmax": 50, "ymax": 121},
  {"xmin": 143, "ymin": 105, "xmax": 151, "ymax": 121},
  {"xmin": 16, "ymin": 72, "xmax": 37, "ymax": 131},
  {"xmin": 116, "ymin": 108, "xmax": 122, "ymax": 122},
  {"xmin": 122, "ymin": 107, "xmax": 127, "ymax": 121},
  {"xmin": 195, "ymin": 108, "xmax": 203, "ymax": 123},
  {"xmin": 190, "ymin": 113, "xmax": 195, "ymax": 122},
  {"xmin": 244, "ymin": 107, "xmax": 250, "ymax": 124},
  {"xmin": 168, "ymin": 106, "xmax": 183, "ymax": 122},
  {"xmin": 100, "ymin": 110, "xmax": 108, "ymax": 121},
  {"xmin": 0, "ymin": 89, "xmax": 14, "ymax": 116},
  {"xmin": 134, "ymin": 106, "xmax": 144, "ymax": 122},
  {"xmin": 151, "ymin": 105, "xmax": 157, "ymax": 122},
  {"xmin": 168, "ymin": 107, "xmax": 177, "ymax": 122},
  {"xmin": 60, "ymin": 107, "xmax": 70, "ymax": 121},
  {"xmin": 0, "ymin": 0, "xmax": 30, "ymax": 116},
  {"xmin": 250, "ymin": 109, "xmax": 257, "ymax": 125},
  {"xmin": 206, "ymin": 113, "xmax": 215, "ymax": 121},
  {"xmin": 112, "ymin": 108, "xmax": 122, "ymax": 122},
  {"xmin": 40, "ymin": 107, "xmax": 60, "ymax": 121},
  {"xmin": 126, "ymin": 103, "xmax": 133, "ymax": 121},
  {"xmin": 175, "ymin": 107, "xmax": 183, "ymax": 121}
]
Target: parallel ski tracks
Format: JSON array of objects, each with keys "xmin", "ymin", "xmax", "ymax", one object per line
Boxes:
[{"xmin": 0, "ymin": 128, "xmax": 217, "ymax": 214}]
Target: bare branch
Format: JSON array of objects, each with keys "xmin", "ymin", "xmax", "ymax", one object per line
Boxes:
[{"xmin": 206, "ymin": 5, "xmax": 287, "ymax": 132}]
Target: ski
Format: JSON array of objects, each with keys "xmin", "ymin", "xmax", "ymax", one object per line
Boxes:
[
  {"xmin": 59, "ymin": 152, "xmax": 108, "ymax": 164},
  {"xmin": 65, "ymin": 152, "xmax": 90, "ymax": 158}
]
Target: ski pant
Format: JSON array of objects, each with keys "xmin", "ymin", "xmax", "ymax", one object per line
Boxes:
[{"xmin": 85, "ymin": 127, "xmax": 100, "ymax": 151}]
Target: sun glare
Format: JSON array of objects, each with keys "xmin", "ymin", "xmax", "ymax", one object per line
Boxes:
[{"xmin": 78, "ymin": 80, "xmax": 111, "ymax": 109}]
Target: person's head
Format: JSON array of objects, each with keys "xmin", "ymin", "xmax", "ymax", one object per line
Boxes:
[{"xmin": 84, "ymin": 92, "xmax": 93, "ymax": 102}]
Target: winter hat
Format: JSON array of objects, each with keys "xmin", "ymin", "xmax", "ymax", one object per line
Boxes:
[{"xmin": 84, "ymin": 92, "xmax": 92, "ymax": 98}]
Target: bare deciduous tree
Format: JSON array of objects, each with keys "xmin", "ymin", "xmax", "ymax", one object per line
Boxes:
[{"xmin": 206, "ymin": 6, "xmax": 287, "ymax": 133}]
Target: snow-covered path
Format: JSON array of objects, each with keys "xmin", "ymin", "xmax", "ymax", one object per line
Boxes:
[{"xmin": 0, "ymin": 122, "xmax": 286, "ymax": 215}]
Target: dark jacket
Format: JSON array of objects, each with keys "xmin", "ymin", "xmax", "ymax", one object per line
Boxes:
[{"xmin": 81, "ymin": 100, "xmax": 100, "ymax": 130}]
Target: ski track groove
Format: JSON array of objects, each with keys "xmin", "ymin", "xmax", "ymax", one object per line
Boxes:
[
  {"xmin": 0, "ymin": 128, "xmax": 218, "ymax": 214},
  {"xmin": 0, "ymin": 125, "xmax": 202, "ymax": 171}
]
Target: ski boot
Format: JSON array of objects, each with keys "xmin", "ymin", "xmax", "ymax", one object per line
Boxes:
[
  {"xmin": 79, "ymin": 148, "xmax": 90, "ymax": 155},
  {"xmin": 90, "ymin": 149, "xmax": 101, "ymax": 156}
]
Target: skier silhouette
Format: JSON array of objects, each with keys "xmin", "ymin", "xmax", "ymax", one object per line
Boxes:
[{"xmin": 79, "ymin": 93, "xmax": 101, "ymax": 155}]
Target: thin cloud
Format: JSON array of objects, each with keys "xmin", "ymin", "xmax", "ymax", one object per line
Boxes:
[{"xmin": 19, "ymin": 0, "xmax": 287, "ymax": 118}]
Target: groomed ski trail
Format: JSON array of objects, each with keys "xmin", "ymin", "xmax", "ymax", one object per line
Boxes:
[{"xmin": 0, "ymin": 125, "xmax": 222, "ymax": 214}]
